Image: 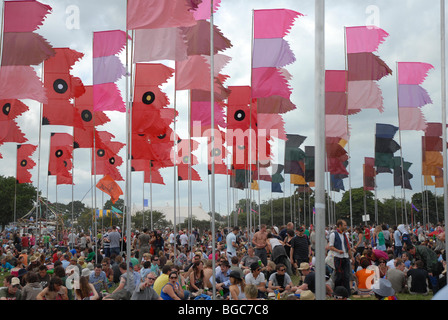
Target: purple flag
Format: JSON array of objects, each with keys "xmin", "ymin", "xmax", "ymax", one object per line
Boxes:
[
  {"xmin": 252, "ymin": 38, "xmax": 296, "ymax": 68},
  {"xmin": 398, "ymin": 84, "xmax": 433, "ymax": 108}
]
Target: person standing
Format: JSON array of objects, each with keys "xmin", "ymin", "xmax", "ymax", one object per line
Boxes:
[
  {"xmin": 290, "ymin": 226, "xmax": 311, "ymax": 269},
  {"xmin": 393, "ymin": 225, "xmax": 403, "ymax": 258},
  {"xmin": 252, "ymin": 224, "xmax": 268, "ymax": 267},
  {"xmin": 108, "ymin": 226, "xmax": 122, "ymax": 257},
  {"xmin": 329, "ymin": 219, "xmax": 352, "ymax": 295},
  {"xmin": 226, "ymin": 226, "xmax": 239, "ymax": 263},
  {"xmin": 103, "ymin": 227, "xmax": 111, "ymax": 258},
  {"xmin": 138, "ymin": 228, "xmax": 151, "ymax": 263}
]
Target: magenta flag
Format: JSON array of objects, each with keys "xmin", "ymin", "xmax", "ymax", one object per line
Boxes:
[
  {"xmin": 93, "ymin": 30, "xmax": 128, "ymax": 112},
  {"xmin": 127, "ymin": 0, "xmax": 196, "ymax": 30},
  {"xmin": 398, "ymin": 62, "xmax": 434, "ymax": 85},
  {"xmin": 346, "ymin": 26, "xmax": 389, "ymax": 54},
  {"xmin": 252, "ymin": 67, "xmax": 292, "ymax": 99},
  {"xmin": 192, "ymin": 0, "xmax": 222, "ymax": 20},
  {"xmin": 190, "ymin": 101, "xmax": 227, "ymax": 128},
  {"xmin": 3, "ymin": 0, "xmax": 52, "ymax": 32},
  {"xmin": 254, "ymin": 9, "xmax": 303, "ymax": 39},
  {"xmin": 325, "ymin": 70, "xmax": 347, "ymax": 92}
]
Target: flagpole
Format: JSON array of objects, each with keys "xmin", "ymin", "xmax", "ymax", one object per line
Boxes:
[
  {"xmin": 440, "ymin": 0, "xmax": 448, "ymax": 259},
  {"xmin": 396, "ymin": 62, "xmax": 409, "ymax": 226},
  {"xmin": 314, "ymin": 0, "xmax": 326, "ymax": 301},
  {"xmin": 344, "ymin": 26, "xmax": 354, "ymax": 235},
  {"xmin": 124, "ymin": 4, "xmax": 134, "ymax": 289},
  {"xmin": 187, "ymin": 90, "xmax": 192, "ymax": 234},
  {"xmin": 150, "ymin": 162, "xmax": 153, "ymax": 230},
  {"xmin": 210, "ymin": 0, "xmax": 217, "ymax": 300}
]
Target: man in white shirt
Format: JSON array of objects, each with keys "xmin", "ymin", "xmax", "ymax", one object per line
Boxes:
[
  {"xmin": 179, "ymin": 231, "xmax": 188, "ymax": 248},
  {"xmin": 226, "ymin": 226, "xmax": 239, "ymax": 262},
  {"xmin": 245, "ymin": 262, "xmax": 267, "ymax": 298}
]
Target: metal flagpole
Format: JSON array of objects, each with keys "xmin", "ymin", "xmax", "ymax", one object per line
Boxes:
[
  {"xmin": 395, "ymin": 62, "xmax": 409, "ymax": 226},
  {"xmin": 210, "ymin": 0, "xmax": 217, "ymax": 300},
  {"xmin": 441, "ymin": 0, "xmax": 448, "ymax": 264},
  {"xmin": 314, "ymin": 0, "xmax": 327, "ymax": 301}
]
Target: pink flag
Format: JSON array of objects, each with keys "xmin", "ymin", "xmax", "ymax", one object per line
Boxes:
[
  {"xmin": 93, "ymin": 30, "xmax": 128, "ymax": 58},
  {"xmin": 127, "ymin": 0, "xmax": 196, "ymax": 30},
  {"xmin": 0, "ymin": 66, "xmax": 47, "ymax": 103},
  {"xmin": 398, "ymin": 62, "xmax": 434, "ymax": 85},
  {"xmin": 347, "ymin": 80, "xmax": 384, "ymax": 112},
  {"xmin": 192, "ymin": 0, "xmax": 221, "ymax": 20},
  {"xmin": 325, "ymin": 115, "xmax": 350, "ymax": 141},
  {"xmin": 399, "ymin": 107, "xmax": 427, "ymax": 131},
  {"xmin": 3, "ymin": 0, "xmax": 52, "ymax": 32},
  {"xmin": 257, "ymin": 114, "xmax": 287, "ymax": 140},
  {"xmin": 252, "ymin": 67, "xmax": 292, "ymax": 99},
  {"xmin": 133, "ymin": 28, "xmax": 188, "ymax": 62},
  {"xmin": 325, "ymin": 70, "xmax": 347, "ymax": 92},
  {"xmin": 254, "ymin": 9, "xmax": 303, "ymax": 39},
  {"xmin": 93, "ymin": 30, "xmax": 128, "ymax": 112},
  {"xmin": 346, "ymin": 26, "xmax": 389, "ymax": 54}
]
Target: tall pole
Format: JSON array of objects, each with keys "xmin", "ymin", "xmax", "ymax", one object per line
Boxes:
[
  {"xmin": 314, "ymin": 0, "xmax": 326, "ymax": 301},
  {"xmin": 440, "ymin": 0, "xmax": 448, "ymax": 260},
  {"xmin": 210, "ymin": 0, "xmax": 217, "ymax": 300}
]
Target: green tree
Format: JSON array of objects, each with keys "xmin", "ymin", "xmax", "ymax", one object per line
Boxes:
[
  {"xmin": 0, "ymin": 176, "xmax": 38, "ymax": 229},
  {"xmin": 336, "ymin": 187, "xmax": 375, "ymax": 226},
  {"xmin": 132, "ymin": 210, "xmax": 171, "ymax": 230}
]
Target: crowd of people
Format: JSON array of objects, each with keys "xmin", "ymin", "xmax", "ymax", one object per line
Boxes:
[{"xmin": 0, "ymin": 219, "xmax": 447, "ymax": 301}]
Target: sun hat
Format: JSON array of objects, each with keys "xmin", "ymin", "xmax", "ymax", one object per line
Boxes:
[
  {"xmin": 11, "ymin": 277, "xmax": 20, "ymax": 286},
  {"xmin": 372, "ymin": 278, "xmax": 395, "ymax": 297},
  {"xmin": 81, "ymin": 268, "xmax": 91, "ymax": 277},
  {"xmin": 300, "ymin": 290, "xmax": 315, "ymax": 300},
  {"xmin": 298, "ymin": 262, "xmax": 310, "ymax": 271},
  {"xmin": 273, "ymin": 226, "xmax": 279, "ymax": 234}
]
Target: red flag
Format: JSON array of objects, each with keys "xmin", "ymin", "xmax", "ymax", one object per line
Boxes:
[
  {"xmin": 48, "ymin": 133, "xmax": 73, "ymax": 179},
  {"xmin": 43, "ymin": 48, "xmax": 86, "ymax": 127},
  {"xmin": 16, "ymin": 144, "xmax": 37, "ymax": 184},
  {"xmin": 96, "ymin": 175, "xmax": 123, "ymax": 204}
]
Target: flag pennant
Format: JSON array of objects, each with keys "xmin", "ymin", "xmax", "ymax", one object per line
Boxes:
[
  {"xmin": 346, "ymin": 26, "xmax": 391, "ymax": 114},
  {"xmin": 0, "ymin": 1, "xmax": 54, "ymax": 103},
  {"xmin": 93, "ymin": 138, "xmax": 125, "ymax": 181},
  {"xmin": 397, "ymin": 62, "xmax": 434, "ymax": 131},
  {"xmin": 191, "ymin": 0, "xmax": 222, "ymax": 20},
  {"xmin": 16, "ymin": 144, "xmax": 37, "ymax": 184},
  {"xmin": 48, "ymin": 133, "xmax": 73, "ymax": 180},
  {"xmin": 127, "ymin": 0, "xmax": 196, "ymax": 30},
  {"xmin": 93, "ymin": 30, "xmax": 128, "ymax": 112},
  {"xmin": 133, "ymin": 27, "xmax": 188, "ymax": 62},
  {"xmin": 43, "ymin": 48, "xmax": 86, "ymax": 127},
  {"xmin": 180, "ymin": 20, "xmax": 232, "ymax": 56},
  {"xmin": 96, "ymin": 175, "xmax": 123, "ymax": 204}
]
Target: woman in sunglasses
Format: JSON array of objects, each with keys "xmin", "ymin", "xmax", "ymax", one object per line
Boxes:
[{"xmin": 160, "ymin": 271, "xmax": 185, "ymax": 300}]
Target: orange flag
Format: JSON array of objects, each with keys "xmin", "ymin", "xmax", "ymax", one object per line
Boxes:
[{"xmin": 96, "ymin": 175, "xmax": 123, "ymax": 204}]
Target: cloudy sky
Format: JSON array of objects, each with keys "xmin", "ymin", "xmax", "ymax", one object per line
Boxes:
[{"xmin": 1, "ymin": 0, "xmax": 445, "ymax": 219}]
